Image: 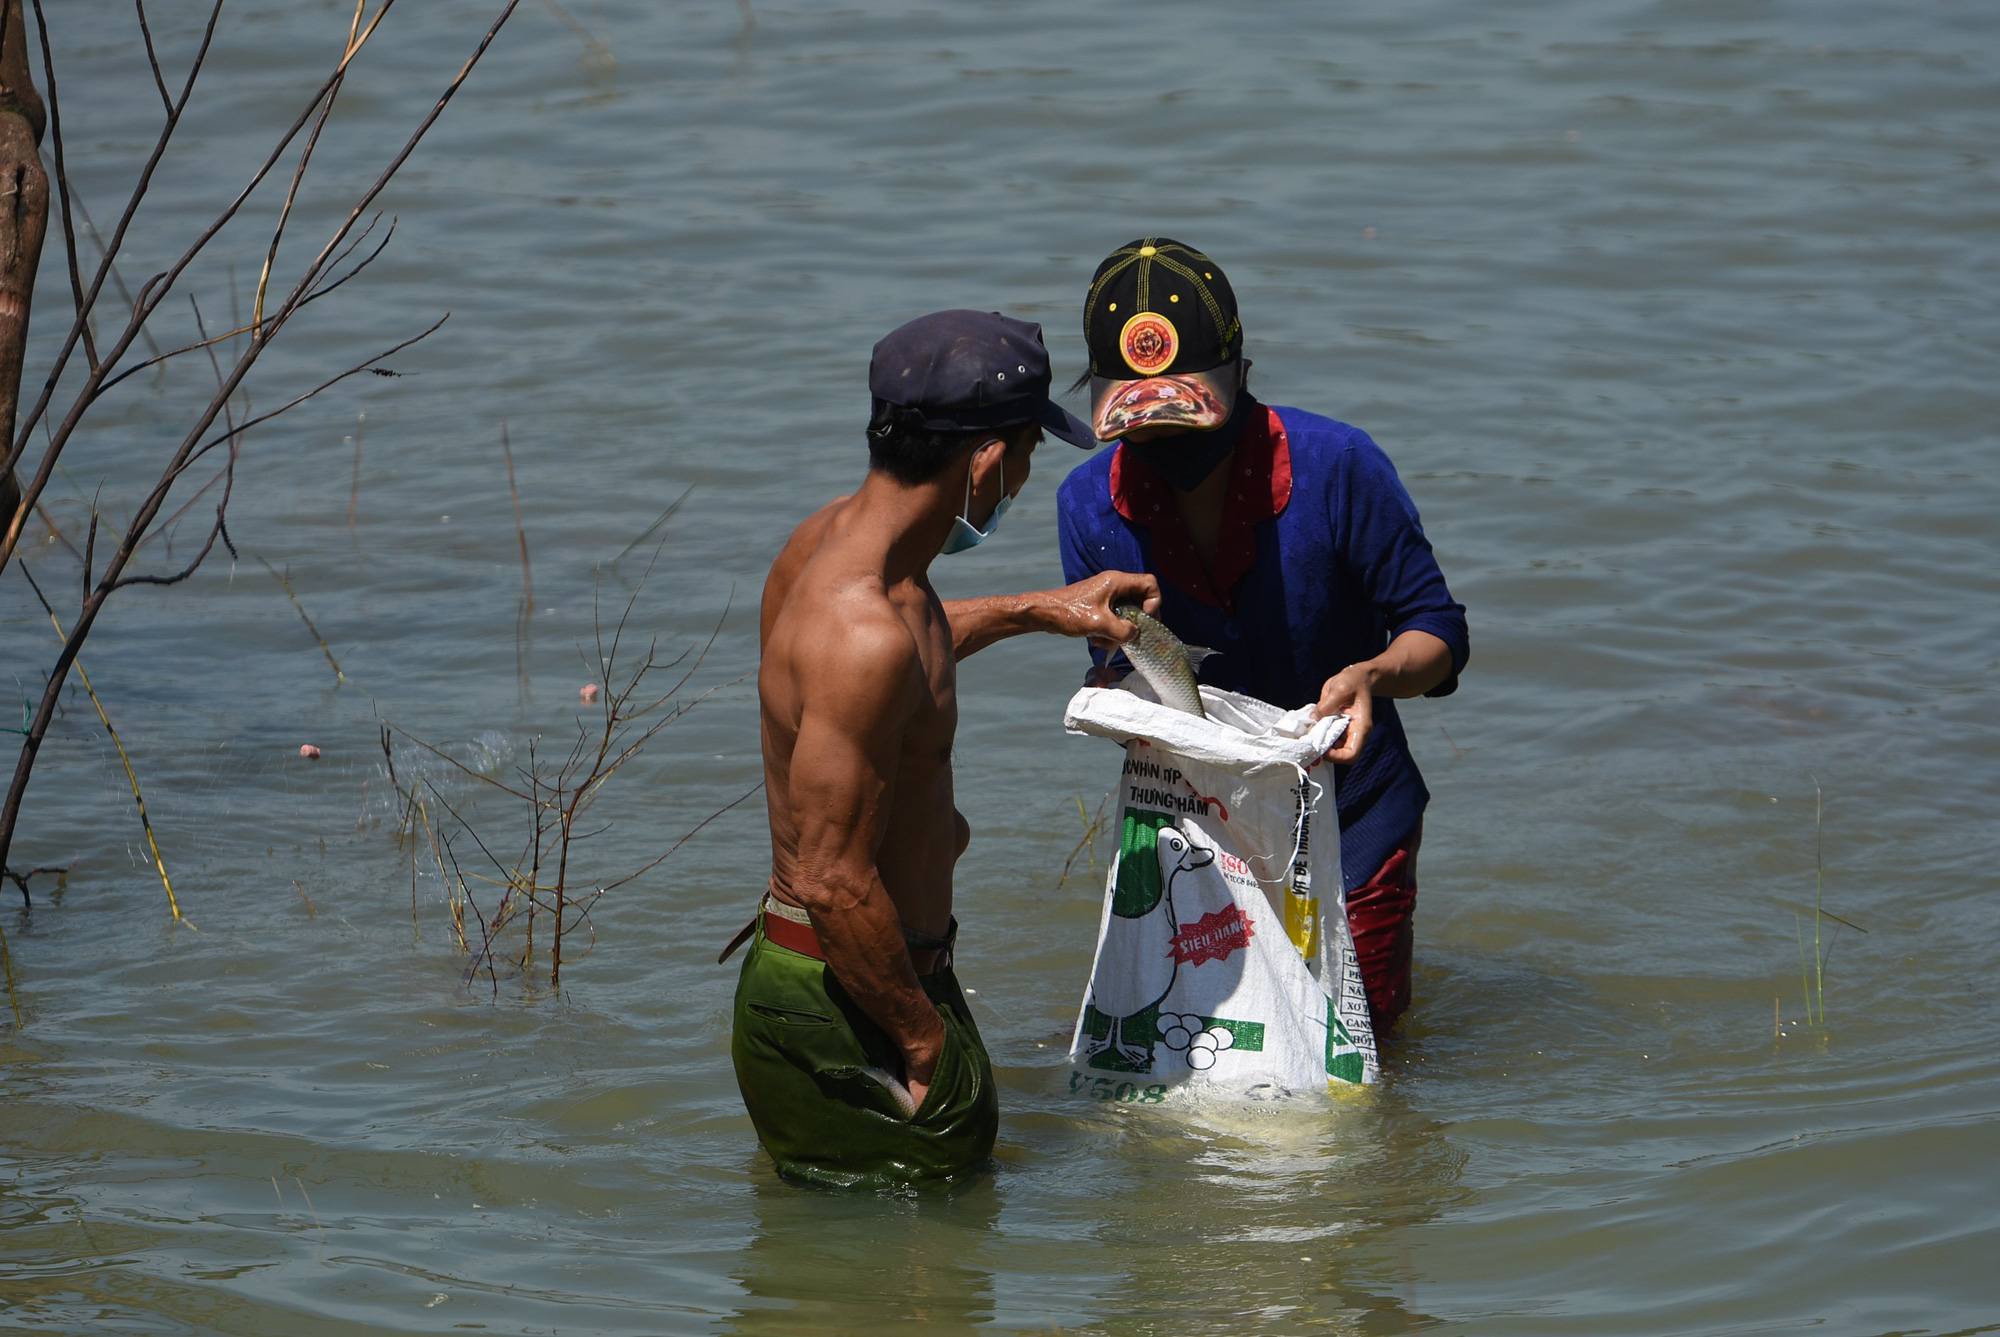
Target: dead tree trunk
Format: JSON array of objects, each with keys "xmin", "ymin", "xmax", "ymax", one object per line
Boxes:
[{"xmin": 0, "ymin": 0, "xmax": 48, "ymax": 554}]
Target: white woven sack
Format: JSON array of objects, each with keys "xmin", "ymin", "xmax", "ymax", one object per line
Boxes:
[{"xmin": 1061, "ymin": 680, "xmax": 1379, "ymax": 1102}]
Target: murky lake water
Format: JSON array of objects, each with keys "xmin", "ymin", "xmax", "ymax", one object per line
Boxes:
[{"xmin": 4, "ymin": 0, "xmax": 1997, "ymax": 1331}]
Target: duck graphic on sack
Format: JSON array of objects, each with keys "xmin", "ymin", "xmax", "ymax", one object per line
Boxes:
[{"xmin": 1064, "ymin": 680, "xmax": 1378, "ymax": 1101}]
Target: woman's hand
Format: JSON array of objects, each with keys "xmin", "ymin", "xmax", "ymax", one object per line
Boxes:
[
  {"xmin": 1313, "ymin": 630, "xmax": 1455, "ymax": 763},
  {"xmin": 1314, "ymin": 665, "xmax": 1376, "ymax": 763}
]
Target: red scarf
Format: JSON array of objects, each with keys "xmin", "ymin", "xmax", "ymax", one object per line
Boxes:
[{"xmin": 1108, "ymin": 406, "xmax": 1292, "ymax": 613}]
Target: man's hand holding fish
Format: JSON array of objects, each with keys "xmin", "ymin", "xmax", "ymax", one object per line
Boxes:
[{"xmin": 942, "ymin": 570, "xmax": 1160, "ymax": 660}]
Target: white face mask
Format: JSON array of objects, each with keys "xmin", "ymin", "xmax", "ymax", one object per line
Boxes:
[{"xmin": 940, "ymin": 449, "xmax": 1012, "ymax": 555}]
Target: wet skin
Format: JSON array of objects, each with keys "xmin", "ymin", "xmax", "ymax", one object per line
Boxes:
[{"xmin": 758, "ymin": 431, "xmax": 1158, "ymax": 1105}]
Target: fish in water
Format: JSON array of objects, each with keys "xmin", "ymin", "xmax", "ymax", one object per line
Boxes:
[{"xmin": 1113, "ymin": 605, "xmax": 1216, "ymax": 718}]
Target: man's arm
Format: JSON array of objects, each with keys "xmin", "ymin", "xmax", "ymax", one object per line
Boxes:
[
  {"xmin": 942, "ymin": 570, "xmax": 1162, "ymax": 660},
  {"xmin": 785, "ymin": 615, "xmax": 945, "ymax": 1105}
]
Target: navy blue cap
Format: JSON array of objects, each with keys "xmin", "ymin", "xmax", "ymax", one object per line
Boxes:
[{"xmin": 869, "ymin": 310, "xmax": 1095, "ymax": 449}]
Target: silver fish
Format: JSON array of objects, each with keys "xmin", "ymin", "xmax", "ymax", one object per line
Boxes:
[{"xmin": 1113, "ymin": 604, "xmax": 1216, "ymax": 718}]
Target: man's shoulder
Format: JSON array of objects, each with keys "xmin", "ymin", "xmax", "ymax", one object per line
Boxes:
[
  {"xmin": 775, "ymin": 545, "xmax": 921, "ymax": 652},
  {"xmin": 815, "ymin": 578, "xmax": 923, "ymax": 651},
  {"xmin": 774, "ymin": 574, "xmax": 927, "ymax": 716}
]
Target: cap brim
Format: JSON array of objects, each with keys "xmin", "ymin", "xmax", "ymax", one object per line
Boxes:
[
  {"xmin": 1090, "ymin": 369, "xmax": 1238, "ymax": 441},
  {"xmin": 1035, "ymin": 398, "xmax": 1099, "ymax": 449}
]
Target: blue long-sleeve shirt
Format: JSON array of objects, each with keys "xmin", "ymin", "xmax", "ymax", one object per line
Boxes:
[{"xmin": 1056, "ymin": 403, "xmax": 1469, "ymax": 893}]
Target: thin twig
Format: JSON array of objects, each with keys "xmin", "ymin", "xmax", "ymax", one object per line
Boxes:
[
  {"xmin": 135, "ymin": 452, "xmax": 232, "ymax": 557},
  {"xmin": 597, "ymin": 780, "xmax": 763, "ymax": 893},
  {"xmin": 379, "ymin": 721, "xmax": 535, "ymax": 804},
  {"xmin": 1794, "ymin": 910, "xmax": 1813, "ymax": 1028},
  {"xmin": 536, "ymin": 0, "xmax": 616, "ymax": 67},
  {"xmin": 1, "ymin": 863, "xmax": 68, "ymax": 910},
  {"xmin": 348, "ymin": 412, "xmax": 365, "ymax": 529},
  {"xmin": 91, "ymin": 215, "xmax": 398, "ymax": 398},
  {"xmin": 32, "ymin": 500, "xmax": 80, "ymax": 562},
  {"xmin": 610, "ymin": 485, "xmax": 694, "ymax": 568},
  {"xmin": 19, "ymin": 565, "xmax": 181, "ymax": 920},
  {"xmin": 81, "ymin": 506, "xmax": 95, "ymax": 608},
  {"xmin": 1055, "ymin": 791, "xmax": 1112, "ymax": 889},
  {"xmin": 291, "ymin": 1176, "xmax": 327, "ymax": 1250},
  {"xmin": 1768, "ymin": 897, "xmax": 1866, "ymax": 935},
  {"xmin": 250, "ymin": 1, "xmax": 368, "ymax": 340},
  {"xmin": 162, "ymin": 317, "xmax": 446, "ymax": 489},
  {"xmin": 132, "ymin": 0, "xmax": 174, "ymax": 115},
  {"xmin": 251, "ymin": 554, "xmax": 346, "ymax": 685},
  {"xmin": 0, "ymin": 913, "xmax": 19, "ymax": 1027},
  {"xmin": 28, "ymin": 0, "xmax": 96, "ymax": 375},
  {"xmin": 1812, "ymin": 780, "xmax": 1825, "ymax": 1023},
  {"xmin": 113, "ymin": 442, "xmax": 237, "ymax": 589},
  {"xmin": 379, "ymin": 725, "xmax": 410, "ymax": 832},
  {"xmin": 395, "ymin": 540, "xmax": 739, "ymax": 989},
  {"xmin": 57, "ymin": 178, "xmax": 166, "ymax": 365},
  {"xmin": 501, "ymin": 423, "xmax": 531, "ymax": 611}
]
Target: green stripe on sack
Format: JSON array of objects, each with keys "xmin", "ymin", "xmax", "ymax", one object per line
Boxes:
[
  {"xmin": 1200, "ymin": 1017, "xmax": 1264, "ymax": 1051},
  {"xmin": 1080, "ymin": 1006, "xmax": 1265, "ymax": 1064},
  {"xmin": 1082, "ymin": 1002, "xmax": 1160, "ymax": 1046},
  {"xmin": 1326, "ymin": 1011, "xmax": 1365, "ymax": 1085}
]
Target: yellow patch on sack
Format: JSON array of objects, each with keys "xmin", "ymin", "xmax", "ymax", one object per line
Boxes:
[{"xmin": 1284, "ymin": 886, "xmax": 1318, "ymax": 959}]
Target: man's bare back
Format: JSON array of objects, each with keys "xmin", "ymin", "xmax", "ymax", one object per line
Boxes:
[{"xmin": 760, "ymin": 494, "xmax": 964, "ymax": 966}]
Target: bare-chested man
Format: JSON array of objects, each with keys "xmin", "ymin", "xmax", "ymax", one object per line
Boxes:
[{"xmin": 730, "ymin": 310, "xmax": 1158, "ymax": 1188}]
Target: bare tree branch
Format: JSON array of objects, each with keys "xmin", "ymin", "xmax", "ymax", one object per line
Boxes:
[
  {"xmin": 2, "ymin": 0, "xmax": 419, "ymax": 567},
  {"xmin": 94, "ymin": 212, "xmax": 397, "ymax": 396},
  {"xmin": 24, "ymin": 0, "xmax": 88, "ymax": 371},
  {"xmin": 132, "ymin": 0, "xmax": 173, "ymax": 116},
  {"xmin": 9, "ymin": 0, "xmax": 224, "ymax": 472},
  {"xmin": 172, "ymin": 316, "xmax": 446, "ymax": 482},
  {"xmin": 0, "ymin": 0, "xmax": 524, "ymax": 876}
]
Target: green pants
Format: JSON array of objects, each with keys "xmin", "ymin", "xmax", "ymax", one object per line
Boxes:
[{"xmin": 730, "ymin": 922, "xmax": 998, "ymax": 1189}]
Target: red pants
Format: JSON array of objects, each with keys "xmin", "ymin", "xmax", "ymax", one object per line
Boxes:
[{"xmin": 1343, "ymin": 827, "xmax": 1420, "ymax": 1034}]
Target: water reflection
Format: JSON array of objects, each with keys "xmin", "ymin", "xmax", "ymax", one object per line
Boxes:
[
  {"xmin": 726, "ymin": 1173, "xmax": 1002, "ymax": 1335},
  {"xmin": 989, "ymin": 1070, "xmax": 1465, "ymax": 1333}
]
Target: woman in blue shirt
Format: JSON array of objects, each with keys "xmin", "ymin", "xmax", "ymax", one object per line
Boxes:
[{"xmin": 1057, "ymin": 238, "xmax": 1469, "ymax": 1033}]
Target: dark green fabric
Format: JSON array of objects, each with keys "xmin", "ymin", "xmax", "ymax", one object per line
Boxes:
[{"xmin": 730, "ymin": 921, "xmax": 998, "ymax": 1190}]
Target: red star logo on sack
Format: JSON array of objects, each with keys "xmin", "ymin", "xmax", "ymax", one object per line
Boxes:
[{"xmin": 1167, "ymin": 904, "xmax": 1255, "ymax": 967}]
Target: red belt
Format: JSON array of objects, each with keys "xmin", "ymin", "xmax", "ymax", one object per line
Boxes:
[
  {"xmin": 759, "ymin": 908, "xmax": 825, "ymax": 960},
  {"xmin": 715, "ymin": 902, "xmax": 955, "ymax": 967}
]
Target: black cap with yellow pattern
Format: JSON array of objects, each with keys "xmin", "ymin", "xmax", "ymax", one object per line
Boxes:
[{"xmin": 1082, "ymin": 238, "xmax": 1242, "ymax": 380}]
